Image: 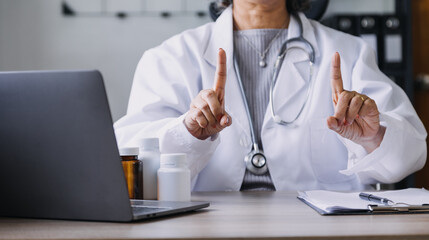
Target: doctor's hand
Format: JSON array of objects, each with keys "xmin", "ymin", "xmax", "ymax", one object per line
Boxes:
[
  {"xmin": 184, "ymin": 48, "xmax": 232, "ymax": 140},
  {"xmin": 327, "ymin": 52, "xmax": 386, "ymax": 153}
]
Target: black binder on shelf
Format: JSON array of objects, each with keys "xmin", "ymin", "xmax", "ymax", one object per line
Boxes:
[
  {"xmin": 381, "ymin": 14, "xmax": 406, "ymax": 71},
  {"xmin": 324, "ymin": 12, "xmax": 409, "ymax": 93},
  {"xmin": 356, "ymin": 15, "xmax": 383, "ymax": 67},
  {"xmin": 322, "ymin": 15, "xmax": 358, "ymax": 36}
]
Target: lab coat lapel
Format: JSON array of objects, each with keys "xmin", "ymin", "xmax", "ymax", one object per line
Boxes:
[
  {"xmin": 267, "ymin": 12, "xmax": 320, "ymax": 124},
  {"xmin": 203, "ymin": 6, "xmax": 252, "ymax": 141},
  {"xmin": 203, "ymin": 6, "xmax": 234, "ymax": 71}
]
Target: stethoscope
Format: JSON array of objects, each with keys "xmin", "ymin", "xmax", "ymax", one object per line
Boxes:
[{"xmin": 233, "ymin": 13, "xmax": 316, "ymax": 175}]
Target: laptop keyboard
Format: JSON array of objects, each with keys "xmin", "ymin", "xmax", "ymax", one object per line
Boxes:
[{"xmin": 131, "ymin": 205, "xmax": 172, "ymax": 215}]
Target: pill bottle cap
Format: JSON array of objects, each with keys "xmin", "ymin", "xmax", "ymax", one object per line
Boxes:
[
  {"xmin": 119, "ymin": 147, "xmax": 139, "ymax": 156},
  {"xmin": 138, "ymin": 138, "xmax": 159, "ymax": 151},
  {"xmin": 160, "ymin": 153, "xmax": 187, "ymax": 168}
]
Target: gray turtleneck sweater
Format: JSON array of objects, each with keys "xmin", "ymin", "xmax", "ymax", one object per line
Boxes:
[{"xmin": 233, "ymin": 28, "xmax": 288, "ymax": 191}]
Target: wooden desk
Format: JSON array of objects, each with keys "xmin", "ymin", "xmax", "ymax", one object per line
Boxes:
[{"xmin": 1, "ymin": 191, "xmax": 429, "ymax": 239}]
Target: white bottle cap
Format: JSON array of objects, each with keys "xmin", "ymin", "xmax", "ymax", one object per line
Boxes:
[
  {"xmin": 119, "ymin": 147, "xmax": 139, "ymax": 156},
  {"xmin": 160, "ymin": 153, "xmax": 187, "ymax": 167},
  {"xmin": 138, "ymin": 138, "xmax": 159, "ymax": 151}
]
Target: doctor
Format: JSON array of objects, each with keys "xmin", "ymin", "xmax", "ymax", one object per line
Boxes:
[{"xmin": 115, "ymin": 0, "xmax": 427, "ymax": 191}]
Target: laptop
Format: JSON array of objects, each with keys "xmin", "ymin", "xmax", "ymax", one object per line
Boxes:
[{"xmin": 0, "ymin": 70, "xmax": 209, "ymax": 222}]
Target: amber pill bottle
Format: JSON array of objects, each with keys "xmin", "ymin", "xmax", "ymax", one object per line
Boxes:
[{"xmin": 119, "ymin": 147, "xmax": 143, "ymax": 199}]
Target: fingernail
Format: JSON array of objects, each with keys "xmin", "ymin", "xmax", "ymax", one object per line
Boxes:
[
  {"xmin": 329, "ymin": 118, "xmax": 339, "ymax": 130},
  {"xmin": 226, "ymin": 116, "xmax": 230, "ymax": 125},
  {"xmin": 335, "ymin": 119, "xmax": 341, "ymax": 129}
]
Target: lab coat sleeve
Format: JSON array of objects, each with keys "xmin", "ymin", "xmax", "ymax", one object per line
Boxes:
[
  {"xmin": 338, "ymin": 43, "xmax": 427, "ymax": 184},
  {"xmin": 114, "ymin": 47, "xmax": 220, "ymax": 181}
]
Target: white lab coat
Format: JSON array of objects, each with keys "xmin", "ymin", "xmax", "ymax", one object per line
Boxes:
[{"xmin": 114, "ymin": 7, "xmax": 427, "ymax": 191}]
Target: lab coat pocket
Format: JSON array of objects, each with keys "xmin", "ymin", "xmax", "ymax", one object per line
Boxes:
[{"xmin": 310, "ymin": 118, "xmax": 356, "ymax": 184}]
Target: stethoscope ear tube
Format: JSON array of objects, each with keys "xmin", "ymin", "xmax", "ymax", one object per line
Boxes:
[{"xmin": 270, "ymin": 44, "xmax": 314, "ymax": 126}]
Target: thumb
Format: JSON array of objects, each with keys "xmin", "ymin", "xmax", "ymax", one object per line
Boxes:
[
  {"xmin": 327, "ymin": 116, "xmax": 340, "ymax": 132},
  {"xmin": 220, "ymin": 112, "xmax": 232, "ymax": 128}
]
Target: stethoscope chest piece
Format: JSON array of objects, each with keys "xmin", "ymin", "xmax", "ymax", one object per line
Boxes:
[{"xmin": 244, "ymin": 148, "xmax": 268, "ymax": 175}]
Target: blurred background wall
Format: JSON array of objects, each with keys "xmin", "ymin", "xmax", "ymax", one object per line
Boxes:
[{"xmin": 0, "ymin": 0, "xmax": 211, "ymax": 121}]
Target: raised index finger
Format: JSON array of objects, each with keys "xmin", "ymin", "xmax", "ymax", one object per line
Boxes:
[
  {"xmin": 213, "ymin": 48, "xmax": 227, "ymax": 101},
  {"xmin": 331, "ymin": 52, "xmax": 344, "ymax": 104}
]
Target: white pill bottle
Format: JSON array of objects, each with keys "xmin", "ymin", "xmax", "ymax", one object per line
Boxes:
[
  {"xmin": 157, "ymin": 153, "xmax": 191, "ymax": 202},
  {"xmin": 138, "ymin": 138, "xmax": 160, "ymax": 200}
]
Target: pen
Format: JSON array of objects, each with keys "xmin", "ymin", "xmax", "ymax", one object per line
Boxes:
[{"xmin": 359, "ymin": 192, "xmax": 394, "ymax": 205}]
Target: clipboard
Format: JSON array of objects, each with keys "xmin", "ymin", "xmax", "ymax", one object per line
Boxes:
[
  {"xmin": 297, "ymin": 188, "xmax": 429, "ymax": 215},
  {"xmin": 368, "ymin": 204, "xmax": 429, "ymax": 213}
]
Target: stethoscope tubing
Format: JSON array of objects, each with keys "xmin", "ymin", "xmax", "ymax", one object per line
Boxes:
[
  {"xmin": 270, "ymin": 45, "xmax": 314, "ymax": 126},
  {"xmin": 233, "ymin": 57, "xmax": 260, "ymax": 152},
  {"xmin": 233, "ymin": 13, "xmax": 315, "ymax": 175}
]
